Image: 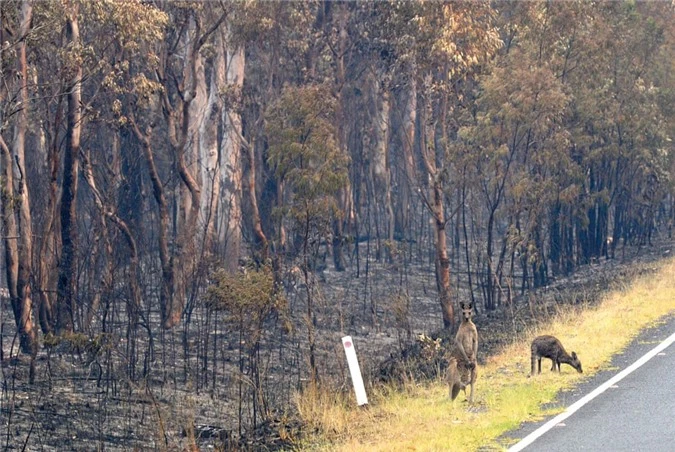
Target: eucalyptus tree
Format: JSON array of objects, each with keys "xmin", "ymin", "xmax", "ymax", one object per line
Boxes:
[
  {"xmin": 602, "ymin": 1, "xmax": 671, "ymax": 251},
  {"xmin": 235, "ymin": 1, "xmax": 330, "ymax": 266},
  {"xmin": 227, "ymin": 0, "xmax": 311, "ymax": 265},
  {"xmin": 119, "ymin": 2, "xmax": 234, "ymax": 329},
  {"xmin": 467, "ymin": 1, "xmax": 674, "ymax": 296},
  {"xmin": 265, "ymin": 83, "xmax": 349, "ymax": 384},
  {"xmin": 0, "ymin": 0, "xmax": 37, "ymax": 354},
  {"xmin": 54, "ymin": 0, "xmax": 82, "ymax": 334},
  {"xmin": 464, "ymin": 1, "xmax": 573, "ymax": 304},
  {"xmin": 359, "ymin": 1, "xmax": 501, "ymax": 326},
  {"xmin": 35, "ymin": 0, "xmax": 165, "ymax": 334},
  {"xmin": 651, "ymin": 6, "xmax": 675, "ymax": 232},
  {"xmin": 416, "ymin": 2, "xmax": 502, "ymax": 323},
  {"xmin": 56, "ymin": 0, "xmax": 167, "ymax": 333},
  {"xmin": 552, "ymin": 1, "xmax": 672, "ymax": 261},
  {"xmin": 0, "ymin": 0, "xmax": 168, "ymax": 346}
]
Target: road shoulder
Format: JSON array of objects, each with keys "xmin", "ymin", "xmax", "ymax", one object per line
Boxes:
[{"xmin": 501, "ymin": 311, "xmax": 675, "ymax": 448}]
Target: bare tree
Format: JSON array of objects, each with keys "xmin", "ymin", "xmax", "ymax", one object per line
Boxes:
[{"xmin": 56, "ymin": 0, "xmax": 82, "ymax": 333}]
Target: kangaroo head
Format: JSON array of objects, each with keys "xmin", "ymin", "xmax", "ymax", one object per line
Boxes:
[
  {"xmin": 571, "ymin": 351, "xmax": 583, "ymax": 373},
  {"xmin": 460, "ymin": 302, "xmax": 473, "ymax": 322}
]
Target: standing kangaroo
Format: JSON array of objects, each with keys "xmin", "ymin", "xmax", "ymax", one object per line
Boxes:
[
  {"xmin": 530, "ymin": 335, "xmax": 583, "ymax": 375},
  {"xmin": 447, "ymin": 302, "xmax": 478, "ymax": 402}
]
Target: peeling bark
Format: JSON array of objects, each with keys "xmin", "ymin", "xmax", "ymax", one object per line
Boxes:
[
  {"xmin": 219, "ymin": 45, "xmax": 245, "ymax": 272},
  {"xmin": 159, "ymin": 15, "xmax": 203, "ymax": 327},
  {"xmin": 157, "ymin": 9, "xmax": 227, "ymax": 327},
  {"xmin": 184, "ymin": 27, "xmax": 208, "ymax": 231},
  {"xmin": 397, "ymin": 76, "xmax": 417, "ymax": 239},
  {"xmin": 199, "ymin": 30, "xmax": 225, "ymax": 252}
]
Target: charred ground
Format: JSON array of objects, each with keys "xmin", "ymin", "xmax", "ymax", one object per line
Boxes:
[{"xmin": 1, "ymin": 238, "xmax": 672, "ymax": 451}]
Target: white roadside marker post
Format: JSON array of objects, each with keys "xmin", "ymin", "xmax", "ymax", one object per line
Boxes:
[{"xmin": 341, "ymin": 336, "xmax": 368, "ymax": 406}]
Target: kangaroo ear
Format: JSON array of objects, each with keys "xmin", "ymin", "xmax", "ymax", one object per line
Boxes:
[{"xmin": 571, "ymin": 351, "xmax": 577, "ymax": 359}]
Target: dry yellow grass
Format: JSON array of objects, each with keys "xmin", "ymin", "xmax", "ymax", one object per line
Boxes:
[{"xmin": 296, "ymin": 257, "xmax": 675, "ymax": 451}]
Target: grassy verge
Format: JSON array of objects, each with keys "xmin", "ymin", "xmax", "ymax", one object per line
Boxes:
[{"xmin": 296, "ymin": 257, "xmax": 675, "ymax": 451}]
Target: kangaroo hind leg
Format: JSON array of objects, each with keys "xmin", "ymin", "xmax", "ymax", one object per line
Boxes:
[{"xmin": 467, "ymin": 366, "xmax": 477, "ymax": 403}]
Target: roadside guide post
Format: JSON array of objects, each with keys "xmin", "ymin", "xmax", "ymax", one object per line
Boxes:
[{"xmin": 341, "ymin": 335, "xmax": 368, "ymax": 406}]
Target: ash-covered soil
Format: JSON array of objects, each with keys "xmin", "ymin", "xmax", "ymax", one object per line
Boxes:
[{"xmin": 1, "ymin": 239, "xmax": 672, "ymax": 451}]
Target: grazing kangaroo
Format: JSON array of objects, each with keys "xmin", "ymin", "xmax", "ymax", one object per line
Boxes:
[
  {"xmin": 447, "ymin": 302, "xmax": 478, "ymax": 402},
  {"xmin": 530, "ymin": 335, "xmax": 583, "ymax": 375}
]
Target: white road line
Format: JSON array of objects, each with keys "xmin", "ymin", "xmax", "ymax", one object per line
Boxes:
[{"xmin": 508, "ymin": 330, "xmax": 675, "ymax": 452}]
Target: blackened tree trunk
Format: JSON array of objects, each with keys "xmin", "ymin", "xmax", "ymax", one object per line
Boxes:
[
  {"xmin": 36, "ymin": 105, "xmax": 60, "ymax": 335},
  {"xmin": 577, "ymin": 215, "xmax": 591, "ymax": 266},
  {"xmin": 130, "ymin": 118, "xmax": 173, "ymax": 329},
  {"xmin": 531, "ymin": 225, "xmax": 547, "ymax": 288},
  {"xmin": 419, "ymin": 88, "xmax": 454, "ymax": 330},
  {"xmin": 331, "ymin": 2, "xmax": 352, "ymax": 273},
  {"xmin": 82, "ymin": 150, "xmax": 142, "ymax": 323},
  {"xmin": 549, "ymin": 200, "xmax": 562, "ymax": 275},
  {"xmin": 485, "ymin": 207, "xmax": 497, "ymax": 310},
  {"xmin": 56, "ymin": 3, "xmax": 81, "ymax": 334},
  {"xmin": 365, "ymin": 69, "xmax": 393, "ymax": 263},
  {"xmin": 563, "ymin": 211, "xmax": 575, "ymax": 274},
  {"xmin": 0, "ymin": 133, "xmax": 37, "ymax": 354}
]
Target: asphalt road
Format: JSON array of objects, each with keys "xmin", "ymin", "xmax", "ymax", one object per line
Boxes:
[{"xmin": 507, "ymin": 313, "xmax": 675, "ymax": 452}]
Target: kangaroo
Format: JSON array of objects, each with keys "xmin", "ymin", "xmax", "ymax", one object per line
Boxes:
[
  {"xmin": 447, "ymin": 302, "xmax": 478, "ymax": 402},
  {"xmin": 530, "ymin": 335, "xmax": 583, "ymax": 375},
  {"xmin": 447, "ymin": 357, "xmax": 473, "ymax": 402}
]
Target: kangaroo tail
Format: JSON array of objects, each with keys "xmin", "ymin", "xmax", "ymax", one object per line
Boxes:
[{"xmin": 451, "ymin": 383, "xmax": 461, "ymax": 401}]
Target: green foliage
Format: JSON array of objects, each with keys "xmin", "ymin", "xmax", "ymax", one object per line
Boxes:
[
  {"xmin": 265, "ymin": 84, "xmax": 349, "ymax": 227},
  {"xmin": 43, "ymin": 331, "xmax": 113, "ymax": 360},
  {"xmin": 82, "ymin": 0, "xmax": 168, "ymax": 52},
  {"xmin": 361, "ymin": 1, "xmax": 501, "ymax": 86},
  {"xmin": 205, "ymin": 265, "xmax": 289, "ymax": 337},
  {"xmin": 206, "ymin": 265, "xmax": 280, "ymax": 312},
  {"xmin": 27, "ymin": 0, "xmax": 167, "ymax": 127},
  {"xmin": 85, "ymin": 0, "xmax": 167, "ymax": 111}
]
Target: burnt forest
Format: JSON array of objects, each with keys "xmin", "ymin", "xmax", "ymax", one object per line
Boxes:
[{"xmin": 1, "ymin": 1, "xmax": 674, "ymax": 450}]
